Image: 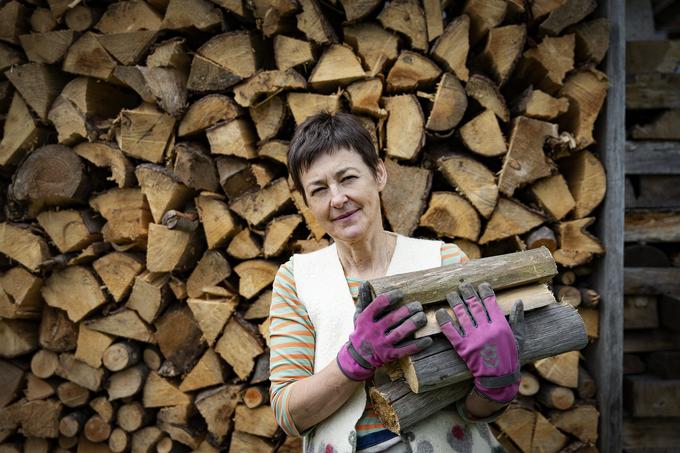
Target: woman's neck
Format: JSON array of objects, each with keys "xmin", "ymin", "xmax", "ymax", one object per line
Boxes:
[{"xmin": 335, "ymin": 229, "xmax": 396, "ymax": 280}]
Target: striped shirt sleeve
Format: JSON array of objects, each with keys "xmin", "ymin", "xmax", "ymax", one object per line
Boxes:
[
  {"xmin": 441, "ymin": 242, "xmax": 470, "ymax": 266},
  {"xmin": 268, "ymin": 260, "xmax": 315, "ymax": 436}
]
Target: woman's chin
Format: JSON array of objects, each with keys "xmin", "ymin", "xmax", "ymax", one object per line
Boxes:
[{"xmin": 328, "ymin": 223, "xmax": 368, "ymax": 243}]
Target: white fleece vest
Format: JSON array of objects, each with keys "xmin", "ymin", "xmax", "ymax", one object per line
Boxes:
[{"xmin": 292, "ymin": 234, "xmax": 502, "ymax": 453}]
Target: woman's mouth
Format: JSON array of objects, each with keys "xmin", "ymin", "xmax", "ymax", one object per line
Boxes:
[{"xmin": 333, "ymin": 209, "xmax": 359, "ymax": 221}]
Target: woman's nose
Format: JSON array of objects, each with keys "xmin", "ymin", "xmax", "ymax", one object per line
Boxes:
[{"xmin": 329, "ymin": 185, "xmax": 348, "ymax": 208}]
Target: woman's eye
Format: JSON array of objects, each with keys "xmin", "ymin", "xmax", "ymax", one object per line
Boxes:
[
  {"xmin": 342, "ymin": 175, "xmax": 356, "ymax": 182},
  {"xmin": 311, "ymin": 187, "xmax": 326, "ymax": 196}
]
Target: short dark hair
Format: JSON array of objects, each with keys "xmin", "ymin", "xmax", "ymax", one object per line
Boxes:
[{"xmin": 288, "ymin": 112, "xmax": 380, "ymax": 203}]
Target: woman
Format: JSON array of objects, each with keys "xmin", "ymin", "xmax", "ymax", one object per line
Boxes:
[{"xmin": 269, "ymin": 112, "xmax": 523, "ymax": 452}]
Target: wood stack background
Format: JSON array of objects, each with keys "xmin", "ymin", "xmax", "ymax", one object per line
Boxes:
[
  {"xmin": 623, "ymin": 0, "xmax": 680, "ymax": 450},
  {"xmin": 0, "ymin": 0, "xmax": 612, "ymax": 451}
]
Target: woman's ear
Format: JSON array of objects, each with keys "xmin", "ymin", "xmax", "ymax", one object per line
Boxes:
[{"xmin": 376, "ymin": 159, "xmax": 387, "ymax": 192}]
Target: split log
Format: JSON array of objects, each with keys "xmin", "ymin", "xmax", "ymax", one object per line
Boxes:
[
  {"xmin": 539, "ymin": 0, "xmax": 596, "ymax": 36},
  {"xmin": 0, "ymin": 360, "xmax": 24, "ymax": 408},
  {"xmin": 465, "ymin": 74, "xmax": 509, "ymax": 122},
  {"xmin": 381, "ymin": 159, "xmax": 432, "ymax": 236},
  {"xmin": 195, "ymin": 384, "xmax": 242, "ymax": 446},
  {"xmin": 143, "ymin": 372, "xmax": 191, "ymax": 408},
  {"xmin": 19, "ymin": 30, "xmax": 73, "ymax": 64},
  {"xmin": 146, "ymin": 223, "xmax": 202, "ymax": 273},
  {"xmin": 383, "ymin": 95, "xmax": 425, "ymax": 161},
  {"xmin": 74, "ymin": 324, "xmax": 113, "ymax": 369},
  {"xmin": 234, "ymin": 69, "xmax": 306, "ymax": 108},
  {"xmin": 196, "ymin": 192, "xmax": 240, "ymax": 249},
  {"xmin": 549, "ymin": 404, "xmax": 599, "ymax": 443},
  {"xmin": 274, "ymin": 35, "xmax": 313, "ymax": 71},
  {"xmin": 527, "ymin": 174, "xmax": 576, "ymax": 221},
  {"xmin": 460, "ymin": 109, "xmax": 506, "ymax": 156},
  {"xmin": 0, "ymin": 267, "xmax": 43, "ymax": 320},
  {"xmin": 187, "ymin": 250, "xmax": 231, "ymax": 298},
  {"xmin": 117, "ymin": 401, "xmax": 152, "ymax": 432},
  {"xmin": 178, "ymin": 95, "xmax": 241, "ymax": 137},
  {"xmin": 553, "ymin": 217, "xmax": 604, "ymax": 267},
  {"xmin": 512, "ymin": 88, "xmax": 569, "ymax": 120},
  {"xmin": 64, "ymin": 5, "xmax": 102, "ymax": 32},
  {"xmin": 113, "ymin": 66, "xmax": 186, "ymax": 117},
  {"xmin": 155, "ymin": 306, "xmax": 206, "ymax": 374},
  {"xmin": 227, "ymin": 229, "xmax": 263, "ymax": 260},
  {"xmin": 117, "ymin": 103, "xmax": 176, "ymax": 164},
  {"xmin": 559, "ymin": 149, "xmax": 606, "ymax": 219},
  {"xmin": 95, "ymin": 1, "xmax": 162, "ymax": 33},
  {"xmin": 234, "ymin": 405, "xmax": 278, "ymax": 438},
  {"xmin": 39, "ymin": 306, "xmax": 77, "ymax": 353},
  {"xmin": 55, "ymin": 353, "xmax": 104, "ymax": 392},
  {"xmin": 479, "ymin": 197, "xmax": 545, "ymax": 244},
  {"xmin": 477, "ymin": 24, "xmax": 526, "ymax": 86},
  {"xmin": 85, "ymin": 309, "xmax": 156, "ymax": 344},
  {"xmin": 107, "ymin": 364, "xmax": 148, "ymax": 401},
  {"xmin": 245, "ymin": 290, "xmax": 272, "ymax": 320},
  {"xmin": 263, "ymin": 215, "xmax": 302, "ymax": 258},
  {"xmin": 366, "ymin": 246, "xmax": 556, "ymax": 306},
  {"xmin": 577, "ymin": 365, "xmax": 596, "ymax": 399},
  {"xmin": 463, "ymin": 0, "xmax": 506, "ymax": 45},
  {"xmin": 74, "ymin": 142, "xmax": 136, "ymax": 189},
  {"xmin": 4, "ymin": 63, "xmax": 67, "ymax": 119},
  {"xmin": 343, "ymin": 22, "xmax": 398, "ymax": 76},
  {"xmin": 250, "ymin": 95, "xmax": 286, "ymax": 143},
  {"xmin": 161, "ymin": 0, "xmax": 222, "ymax": 32},
  {"xmin": 37, "ymin": 210, "xmax": 101, "ymax": 254},
  {"xmin": 419, "ymin": 191, "xmax": 480, "ymax": 241},
  {"xmin": 402, "ymin": 302, "xmax": 586, "ymax": 393},
  {"xmin": 378, "ymin": 0, "xmax": 427, "ymax": 51},
  {"xmin": 287, "ymin": 92, "xmax": 341, "ymax": 126},
  {"xmin": 558, "ymin": 68, "xmax": 608, "ymax": 149},
  {"xmin": 41, "ymin": 266, "xmax": 106, "ymax": 323},
  {"xmin": 92, "ymin": 252, "xmax": 144, "ymax": 303},
  {"xmin": 386, "ymin": 51, "xmax": 441, "ymax": 93},
  {"xmin": 179, "ymin": 348, "xmax": 227, "ymax": 392},
  {"xmin": 498, "ymin": 116, "xmax": 558, "ymax": 197},
  {"xmin": 62, "ymin": 32, "xmax": 117, "ymax": 81},
  {"xmin": 297, "ymin": 0, "xmax": 337, "ymax": 45},
  {"xmin": 425, "ymin": 73, "xmax": 467, "ymax": 131},
  {"xmin": 229, "ymin": 177, "xmax": 291, "ymax": 227},
  {"xmin": 207, "ymin": 119, "xmax": 257, "ymax": 159},
  {"xmin": 215, "ymin": 316, "xmax": 264, "ymax": 380},
  {"xmin": 29, "ymin": 7, "xmax": 57, "ymax": 33},
  {"xmin": 534, "ymin": 350, "xmax": 580, "ymax": 388},
  {"xmin": 0, "ymin": 92, "xmax": 49, "ymax": 167},
  {"xmin": 309, "ymin": 44, "xmax": 365, "ymax": 91}
]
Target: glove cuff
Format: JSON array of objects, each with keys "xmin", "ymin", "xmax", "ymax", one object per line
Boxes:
[
  {"xmin": 473, "ymin": 380, "xmax": 520, "ymax": 404},
  {"xmin": 336, "ymin": 342, "xmax": 375, "ymax": 381}
]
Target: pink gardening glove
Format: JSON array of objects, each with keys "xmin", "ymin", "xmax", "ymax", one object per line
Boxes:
[
  {"xmin": 436, "ymin": 282, "xmax": 526, "ymax": 404},
  {"xmin": 337, "ymin": 283, "xmax": 433, "ymax": 381}
]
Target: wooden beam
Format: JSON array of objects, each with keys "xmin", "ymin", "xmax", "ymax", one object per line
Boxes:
[
  {"xmin": 623, "ymin": 417, "xmax": 680, "ymax": 450},
  {"xmin": 624, "ymin": 267, "xmax": 680, "ymax": 295},
  {"xmin": 625, "ymin": 141, "xmax": 680, "ymax": 175},
  {"xmin": 366, "ymin": 247, "xmax": 556, "ymax": 306},
  {"xmin": 625, "ymin": 211, "xmax": 680, "ymax": 242}
]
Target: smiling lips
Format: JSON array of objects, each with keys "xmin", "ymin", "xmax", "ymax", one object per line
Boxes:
[{"xmin": 333, "ymin": 208, "xmax": 359, "ymax": 221}]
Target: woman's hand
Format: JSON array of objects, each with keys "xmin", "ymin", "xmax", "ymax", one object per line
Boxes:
[
  {"xmin": 436, "ymin": 282, "xmax": 526, "ymax": 404},
  {"xmin": 336, "ymin": 283, "xmax": 433, "ymax": 381}
]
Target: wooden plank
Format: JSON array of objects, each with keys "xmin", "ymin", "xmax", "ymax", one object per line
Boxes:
[
  {"xmin": 624, "ymin": 330, "xmax": 680, "ymax": 353},
  {"xmin": 583, "ymin": 0, "xmax": 625, "ymax": 450},
  {"xmin": 625, "ymin": 211, "xmax": 680, "ymax": 242},
  {"xmin": 626, "ymin": 73, "xmax": 680, "ymax": 109},
  {"xmin": 623, "ymin": 417, "xmax": 680, "ymax": 449},
  {"xmin": 626, "ymin": 175, "xmax": 680, "ymax": 209},
  {"xmin": 625, "ymin": 0, "xmax": 662, "ymax": 40},
  {"xmin": 624, "ymin": 268, "xmax": 680, "ymax": 295},
  {"xmin": 625, "ymin": 141, "xmax": 680, "ymax": 175},
  {"xmin": 624, "ymin": 375, "xmax": 680, "ymax": 417}
]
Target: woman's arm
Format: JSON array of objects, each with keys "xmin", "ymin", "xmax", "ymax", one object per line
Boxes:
[
  {"xmin": 286, "ymin": 358, "xmax": 362, "ymax": 432},
  {"xmin": 270, "ymin": 262, "xmax": 362, "ymax": 436}
]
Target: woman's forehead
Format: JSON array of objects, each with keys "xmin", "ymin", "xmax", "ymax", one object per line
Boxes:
[{"xmin": 303, "ymin": 148, "xmax": 366, "ymax": 176}]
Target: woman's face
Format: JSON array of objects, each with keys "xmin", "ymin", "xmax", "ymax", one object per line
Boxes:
[{"xmin": 299, "ymin": 148, "xmax": 386, "ymax": 243}]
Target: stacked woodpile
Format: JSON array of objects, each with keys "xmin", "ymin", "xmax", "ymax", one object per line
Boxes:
[
  {"xmin": 623, "ymin": 0, "xmax": 680, "ymax": 450},
  {"xmin": 0, "ymin": 0, "xmax": 610, "ymax": 451}
]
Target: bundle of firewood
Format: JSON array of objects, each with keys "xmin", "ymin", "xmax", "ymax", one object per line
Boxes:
[{"xmin": 0, "ymin": 0, "xmax": 609, "ymax": 451}]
